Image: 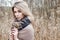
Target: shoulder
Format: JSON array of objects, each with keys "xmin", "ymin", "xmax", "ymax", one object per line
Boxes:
[
  {"xmin": 18, "ymin": 24, "xmax": 34, "ymax": 33},
  {"xmin": 18, "ymin": 24, "xmax": 34, "ymax": 39}
]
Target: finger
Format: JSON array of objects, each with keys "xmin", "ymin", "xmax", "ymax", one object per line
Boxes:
[
  {"xmin": 11, "ymin": 31, "xmax": 15, "ymax": 34},
  {"xmin": 12, "ymin": 29, "xmax": 17, "ymax": 31},
  {"xmin": 11, "ymin": 32, "xmax": 15, "ymax": 35},
  {"xmin": 11, "ymin": 30, "xmax": 17, "ymax": 34},
  {"xmin": 11, "ymin": 30, "xmax": 17, "ymax": 32},
  {"xmin": 11, "ymin": 27, "xmax": 17, "ymax": 30},
  {"xmin": 11, "ymin": 29, "xmax": 15, "ymax": 31}
]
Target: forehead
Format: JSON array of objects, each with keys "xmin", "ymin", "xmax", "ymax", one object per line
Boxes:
[{"xmin": 14, "ymin": 7, "xmax": 19, "ymax": 11}]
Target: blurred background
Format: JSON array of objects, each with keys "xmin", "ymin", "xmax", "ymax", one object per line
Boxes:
[{"xmin": 0, "ymin": 0, "xmax": 60, "ymax": 40}]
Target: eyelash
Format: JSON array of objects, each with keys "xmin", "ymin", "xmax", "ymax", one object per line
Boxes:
[
  {"xmin": 18, "ymin": 10, "xmax": 21, "ymax": 12},
  {"xmin": 14, "ymin": 11, "xmax": 16, "ymax": 13},
  {"xmin": 14, "ymin": 10, "xmax": 21, "ymax": 13}
]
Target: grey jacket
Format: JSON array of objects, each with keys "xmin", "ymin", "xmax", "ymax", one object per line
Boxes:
[
  {"xmin": 8, "ymin": 16, "xmax": 34, "ymax": 40},
  {"xmin": 18, "ymin": 24, "xmax": 34, "ymax": 40},
  {"xmin": 16, "ymin": 16, "xmax": 34, "ymax": 40}
]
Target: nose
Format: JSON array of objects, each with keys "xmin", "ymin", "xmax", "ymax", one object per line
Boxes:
[{"xmin": 15, "ymin": 12, "xmax": 19, "ymax": 16}]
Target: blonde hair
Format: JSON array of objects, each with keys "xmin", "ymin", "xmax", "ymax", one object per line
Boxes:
[{"xmin": 12, "ymin": 1, "xmax": 34, "ymax": 25}]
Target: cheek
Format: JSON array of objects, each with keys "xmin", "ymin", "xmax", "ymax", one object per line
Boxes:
[
  {"xmin": 19, "ymin": 13, "xmax": 23, "ymax": 17},
  {"xmin": 14, "ymin": 12, "xmax": 24, "ymax": 18},
  {"xmin": 14, "ymin": 13, "xmax": 18, "ymax": 16},
  {"xmin": 13, "ymin": 13, "xmax": 16, "ymax": 17}
]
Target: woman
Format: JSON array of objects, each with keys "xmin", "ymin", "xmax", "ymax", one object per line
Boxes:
[{"xmin": 9, "ymin": 1, "xmax": 34, "ymax": 40}]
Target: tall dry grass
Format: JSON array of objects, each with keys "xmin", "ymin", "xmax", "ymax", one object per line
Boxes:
[{"xmin": 0, "ymin": 0, "xmax": 60, "ymax": 40}]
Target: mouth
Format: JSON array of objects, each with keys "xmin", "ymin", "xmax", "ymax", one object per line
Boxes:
[{"xmin": 15, "ymin": 16, "xmax": 19, "ymax": 18}]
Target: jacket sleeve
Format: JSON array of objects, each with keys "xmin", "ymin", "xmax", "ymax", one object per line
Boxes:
[{"xmin": 18, "ymin": 24, "xmax": 34, "ymax": 40}]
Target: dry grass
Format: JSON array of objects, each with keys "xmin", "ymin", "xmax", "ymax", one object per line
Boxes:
[{"xmin": 0, "ymin": 0, "xmax": 60, "ymax": 40}]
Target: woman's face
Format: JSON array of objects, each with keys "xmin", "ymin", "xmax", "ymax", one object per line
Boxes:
[{"xmin": 14, "ymin": 7, "xmax": 24, "ymax": 20}]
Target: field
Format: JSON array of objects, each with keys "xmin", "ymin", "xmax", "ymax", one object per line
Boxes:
[{"xmin": 0, "ymin": 0, "xmax": 60, "ymax": 40}]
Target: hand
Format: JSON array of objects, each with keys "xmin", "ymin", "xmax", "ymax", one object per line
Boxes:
[
  {"xmin": 11, "ymin": 27, "xmax": 18, "ymax": 38},
  {"xmin": 9, "ymin": 27, "xmax": 18, "ymax": 40},
  {"xmin": 9, "ymin": 33, "xmax": 14, "ymax": 40}
]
